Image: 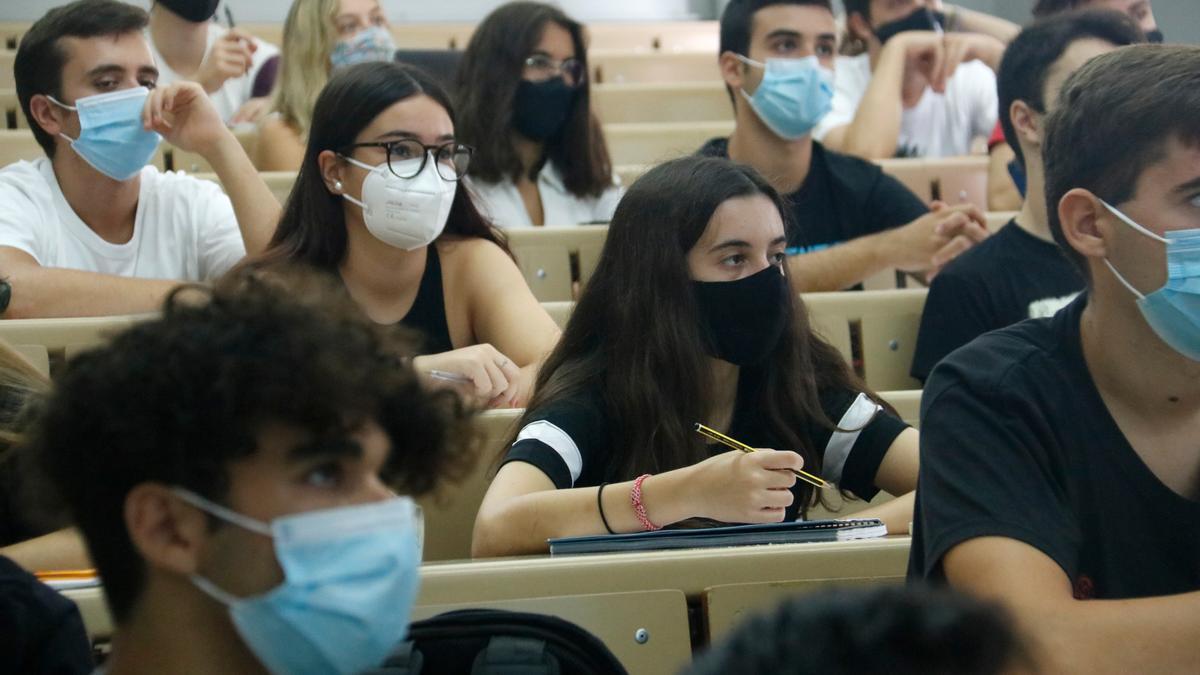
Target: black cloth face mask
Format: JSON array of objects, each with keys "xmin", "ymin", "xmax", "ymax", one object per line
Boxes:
[
  {"xmin": 874, "ymin": 7, "xmax": 945, "ymax": 45},
  {"xmin": 512, "ymin": 77, "xmax": 576, "ymax": 142},
  {"xmin": 158, "ymin": 0, "xmax": 222, "ymax": 23},
  {"xmin": 692, "ymin": 265, "xmax": 790, "ymax": 367}
]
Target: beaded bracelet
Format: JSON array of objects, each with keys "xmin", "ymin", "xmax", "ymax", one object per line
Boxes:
[{"xmin": 630, "ymin": 474, "xmax": 661, "ymax": 531}]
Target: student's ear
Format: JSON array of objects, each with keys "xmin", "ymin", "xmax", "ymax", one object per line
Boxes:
[
  {"xmin": 1058, "ymin": 188, "xmax": 1109, "ymax": 261},
  {"xmin": 718, "ymin": 50, "xmax": 747, "ymax": 93},
  {"xmin": 124, "ymin": 483, "xmax": 210, "ymax": 576},
  {"xmin": 846, "ymin": 12, "xmax": 874, "ymax": 44},
  {"xmin": 27, "ymin": 94, "xmax": 68, "ymax": 140},
  {"xmin": 1010, "ymin": 100, "xmax": 1042, "ymax": 150},
  {"xmin": 318, "ymin": 149, "xmax": 347, "ymax": 196}
]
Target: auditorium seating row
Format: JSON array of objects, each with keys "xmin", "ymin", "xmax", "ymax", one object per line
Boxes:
[
  {"xmin": 56, "ymin": 399, "xmax": 911, "ymax": 673},
  {"xmin": 0, "ymin": 20, "xmax": 720, "ymax": 55}
]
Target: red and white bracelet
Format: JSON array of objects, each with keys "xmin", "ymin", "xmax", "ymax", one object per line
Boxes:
[{"xmin": 631, "ymin": 474, "xmax": 661, "ymax": 531}]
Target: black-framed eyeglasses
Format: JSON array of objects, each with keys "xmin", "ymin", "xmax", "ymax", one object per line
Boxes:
[
  {"xmin": 343, "ymin": 139, "xmax": 474, "ymax": 181},
  {"xmin": 523, "ymin": 55, "xmax": 587, "ymax": 88}
]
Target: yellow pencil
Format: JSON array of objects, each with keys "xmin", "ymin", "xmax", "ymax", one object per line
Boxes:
[{"xmin": 694, "ymin": 423, "xmax": 831, "ymax": 489}]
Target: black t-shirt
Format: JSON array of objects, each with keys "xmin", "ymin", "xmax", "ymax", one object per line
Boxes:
[
  {"xmin": 910, "ymin": 221, "xmax": 1084, "ymax": 382},
  {"xmin": 503, "ymin": 371, "xmax": 908, "ymax": 522},
  {"xmin": 0, "ymin": 555, "xmax": 93, "ymax": 674},
  {"xmin": 909, "ymin": 295, "xmax": 1200, "ymax": 599},
  {"xmin": 696, "ymin": 138, "xmax": 928, "ymax": 256}
]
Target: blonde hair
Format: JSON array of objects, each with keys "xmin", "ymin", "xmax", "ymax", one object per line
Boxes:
[
  {"xmin": 270, "ymin": 0, "xmax": 341, "ymax": 136},
  {"xmin": 0, "ymin": 340, "xmax": 48, "ymax": 452}
]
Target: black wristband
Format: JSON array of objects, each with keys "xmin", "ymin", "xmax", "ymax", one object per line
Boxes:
[{"xmin": 597, "ymin": 483, "xmax": 615, "ymax": 534}]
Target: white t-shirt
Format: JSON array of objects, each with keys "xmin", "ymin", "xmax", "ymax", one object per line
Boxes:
[
  {"xmin": 150, "ymin": 24, "xmax": 279, "ymax": 124},
  {"xmin": 467, "ymin": 163, "xmax": 624, "ymax": 229},
  {"xmin": 0, "ymin": 158, "xmax": 245, "ymax": 281},
  {"xmin": 815, "ymin": 54, "xmax": 998, "ymax": 158}
]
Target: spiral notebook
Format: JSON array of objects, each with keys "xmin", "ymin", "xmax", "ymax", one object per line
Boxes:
[{"xmin": 548, "ymin": 518, "xmax": 887, "ymax": 556}]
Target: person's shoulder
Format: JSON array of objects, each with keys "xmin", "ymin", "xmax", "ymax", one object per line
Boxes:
[
  {"xmin": 930, "ymin": 298, "xmax": 1080, "ymax": 397},
  {"xmin": 930, "ymin": 221, "xmax": 1020, "ymax": 283},
  {"xmin": 816, "ymin": 141, "xmax": 885, "ymax": 177},
  {"xmin": 523, "ymin": 383, "xmax": 606, "ymax": 431},
  {"xmin": 143, "ymin": 166, "xmax": 227, "ymax": 201},
  {"xmin": 696, "ymin": 137, "xmax": 730, "ymax": 158},
  {"xmin": 0, "ymin": 159, "xmax": 54, "ymax": 209}
]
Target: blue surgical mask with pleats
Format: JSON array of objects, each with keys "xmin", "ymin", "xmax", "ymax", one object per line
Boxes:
[
  {"xmin": 173, "ymin": 489, "xmax": 423, "ymax": 675},
  {"xmin": 330, "ymin": 26, "xmax": 397, "ymax": 70},
  {"xmin": 1101, "ymin": 200, "xmax": 1200, "ymax": 361},
  {"xmin": 737, "ymin": 55, "xmax": 834, "ymax": 141},
  {"xmin": 47, "ymin": 87, "xmax": 161, "ymax": 181}
]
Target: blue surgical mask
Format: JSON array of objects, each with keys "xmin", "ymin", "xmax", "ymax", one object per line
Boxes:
[
  {"xmin": 737, "ymin": 55, "xmax": 834, "ymax": 141},
  {"xmin": 47, "ymin": 87, "xmax": 161, "ymax": 181},
  {"xmin": 330, "ymin": 26, "xmax": 397, "ymax": 70},
  {"xmin": 173, "ymin": 489, "xmax": 423, "ymax": 675},
  {"xmin": 1101, "ymin": 200, "xmax": 1200, "ymax": 361}
]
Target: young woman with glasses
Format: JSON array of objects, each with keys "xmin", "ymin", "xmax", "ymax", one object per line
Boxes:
[
  {"xmin": 246, "ymin": 62, "xmax": 561, "ymax": 408},
  {"xmin": 456, "ymin": 2, "xmax": 623, "ymax": 228}
]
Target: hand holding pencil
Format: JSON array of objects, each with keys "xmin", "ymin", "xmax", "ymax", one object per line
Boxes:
[{"xmin": 684, "ymin": 441, "xmax": 811, "ymax": 525}]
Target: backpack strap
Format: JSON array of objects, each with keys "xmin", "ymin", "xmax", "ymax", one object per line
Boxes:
[
  {"xmin": 471, "ymin": 636, "xmax": 560, "ymax": 675},
  {"xmin": 360, "ymin": 641, "xmax": 424, "ymax": 675}
]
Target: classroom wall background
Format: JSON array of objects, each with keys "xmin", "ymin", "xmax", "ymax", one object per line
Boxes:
[{"xmin": 2, "ymin": 0, "xmax": 1196, "ymax": 44}]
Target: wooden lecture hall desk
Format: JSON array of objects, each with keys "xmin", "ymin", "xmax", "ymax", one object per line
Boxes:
[{"xmin": 64, "ymin": 536, "xmax": 910, "ymax": 673}]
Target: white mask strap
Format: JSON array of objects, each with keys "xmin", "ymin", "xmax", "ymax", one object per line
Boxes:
[
  {"xmin": 734, "ymin": 53, "xmax": 765, "ymax": 70},
  {"xmin": 1103, "ymin": 258, "xmax": 1146, "ymax": 300},
  {"xmin": 45, "ymin": 95, "xmax": 77, "ymax": 111},
  {"xmin": 190, "ymin": 573, "xmax": 242, "ymax": 606},
  {"xmin": 171, "ymin": 487, "xmax": 273, "ymax": 537},
  {"xmin": 1100, "ymin": 199, "xmax": 1169, "ymax": 244}
]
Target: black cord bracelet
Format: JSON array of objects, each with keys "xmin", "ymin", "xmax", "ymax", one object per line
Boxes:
[{"xmin": 597, "ymin": 483, "xmax": 615, "ymax": 534}]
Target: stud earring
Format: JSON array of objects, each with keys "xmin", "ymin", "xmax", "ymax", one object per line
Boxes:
[{"xmin": 333, "ymin": 180, "xmax": 343, "ymax": 191}]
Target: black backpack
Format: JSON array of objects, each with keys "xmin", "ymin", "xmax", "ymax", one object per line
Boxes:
[{"xmin": 361, "ymin": 609, "xmax": 629, "ymax": 675}]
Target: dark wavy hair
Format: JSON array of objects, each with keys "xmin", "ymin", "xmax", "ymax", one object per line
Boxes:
[
  {"xmin": 253, "ymin": 61, "xmax": 509, "ymax": 272},
  {"xmin": 688, "ymin": 585, "xmax": 1035, "ymax": 675},
  {"xmin": 455, "ymin": 2, "xmax": 613, "ymax": 198},
  {"xmin": 32, "ymin": 270, "xmax": 477, "ymax": 624},
  {"xmin": 512, "ymin": 156, "xmax": 877, "ymax": 513}
]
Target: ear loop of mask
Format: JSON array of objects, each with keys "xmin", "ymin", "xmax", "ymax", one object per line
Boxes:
[
  {"xmin": 170, "ymin": 488, "xmax": 275, "ymax": 606},
  {"xmin": 1099, "ymin": 198, "xmax": 1169, "ymax": 300},
  {"xmin": 44, "ymin": 95, "xmax": 80, "ymax": 143},
  {"xmin": 335, "ymin": 154, "xmax": 380, "ymax": 210}
]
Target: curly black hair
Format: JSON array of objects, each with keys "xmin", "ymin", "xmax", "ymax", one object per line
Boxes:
[
  {"xmin": 687, "ymin": 585, "xmax": 1035, "ymax": 675},
  {"xmin": 31, "ymin": 267, "xmax": 477, "ymax": 623}
]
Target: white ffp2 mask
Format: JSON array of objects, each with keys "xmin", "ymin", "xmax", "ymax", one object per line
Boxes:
[{"xmin": 340, "ymin": 155, "xmax": 456, "ymax": 250}]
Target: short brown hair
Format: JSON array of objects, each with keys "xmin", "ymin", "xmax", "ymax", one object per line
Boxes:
[{"xmin": 1043, "ymin": 45, "xmax": 1200, "ymax": 278}]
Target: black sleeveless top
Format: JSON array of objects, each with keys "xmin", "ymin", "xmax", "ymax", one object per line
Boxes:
[{"xmin": 399, "ymin": 246, "xmax": 454, "ymax": 355}]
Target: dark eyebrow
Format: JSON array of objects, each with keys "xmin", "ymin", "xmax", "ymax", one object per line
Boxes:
[
  {"xmin": 84, "ymin": 64, "xmax": 125, "ymax": 79},
  {"xmin": 764, "ymin": 29, "xmax": 803, "ymax": 43},
  {"xmin": 816, "ymin": 33, "xmax": 837, "ymax": 42},
  {"xmin": 709, "ymin": 239, "xmax": 752, "ymax": 253},
  {"xmin": 287, "ymin": 436, "xmax": 364, "ymax": 463},
  {"xmin": 1171, "ymin": 176, "xmax": 1200, "ymax": 195},
  {"xmin": 769, "ymin": 235, "xmax": 788, "ymax": 247},
  {"xmin": 371, "ymin": 130, "xmax": 420, "ymax": 141},
  {"xmin": 138, "ymin": 65, "xmax": 159, "ymax": 79}
]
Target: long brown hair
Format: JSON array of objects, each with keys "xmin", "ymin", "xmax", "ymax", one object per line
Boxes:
[
  {"xmin": 455, "ymin": 2, "xmax": 613, "ymax": 199},
  {"xmin": 252, "ymin": 61, "xmax": 509, "ymax": 272},
  {"xmin": 514, "ymin": 157, "xmax": 878, "ymax": 511}
]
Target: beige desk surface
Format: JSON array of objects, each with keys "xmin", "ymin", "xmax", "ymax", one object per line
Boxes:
[
  {"xmin": 65, "ymin": 537, "xmax": 911, "ymax": 644},
  {"xmin": 417, "ymin": 536, "xmax": 911, "ymax": 605}
]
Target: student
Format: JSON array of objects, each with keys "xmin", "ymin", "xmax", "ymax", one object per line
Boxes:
[
  {"xmin": 257, "ymin": 0, "xmax": 396, "ymax": 171},
  {"xmin": 687, "ymin": 585, "xmax": 1030, "ymax": 675},
  {"xmin": 700, "ymin": 0, "xmax": 989, "ymax": 292},
  {"xmin": 147, "ymin": 0, "xmax": 280, "ymax": 125},
  {"xmin": 911, "ymin": 45, "xmax": 1200, "ymax": 673},
  {"xmin": 816, "ymin": 0, "xmax": 1004, "ymax": 160},
  {"xmin": 989, "ymin": 0, "xmax": 1158, "ymax": 210},
  {"xmin": 472, "ymin": 157, "xmax": 919, "ymax": 558},
  {"xmin": 249, "ymin": 62, "xmax": 560, "ymax": 408},
  {"xmin": 0, "ymin": 0, "xmax": 279, "ymax": 319},
  {"xmin": 911, "ymin": 11, "xmax": 1141, "ymax": 383},
  {"xmin": 31, "ymin": 273, "xmax": 475, "ymax": 675},
  {"xmin": 456, "ymin": 2, "xmax": 621, "ymax": 228}
]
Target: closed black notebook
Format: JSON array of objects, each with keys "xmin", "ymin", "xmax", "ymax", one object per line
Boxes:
[{"xmin": 548, "ymin": 518, "xmax": 887, "ymax": 556}]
